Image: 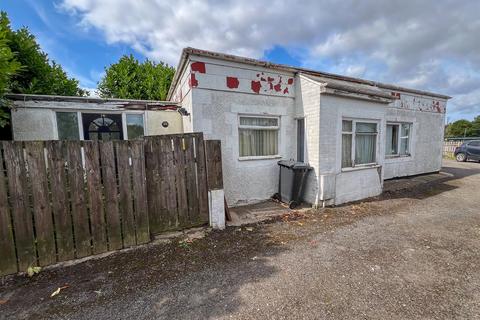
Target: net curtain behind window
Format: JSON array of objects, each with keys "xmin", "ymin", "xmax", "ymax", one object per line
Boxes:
[
  {"xmin": 355, "ymin": 122, "xmax": 377, "ymax": 165},
  {"xmin": 239, "ymin": 117, "xmax": 278, "ymax": 157}
]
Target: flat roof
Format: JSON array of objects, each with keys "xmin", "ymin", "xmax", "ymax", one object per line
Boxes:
[
  {"xmin": 167, "ymin": 47, "xmax": 452, "ymax": 101},
  {"xmin": 6, "ymin": 93, "xmax": 179, "ymax": 107}
]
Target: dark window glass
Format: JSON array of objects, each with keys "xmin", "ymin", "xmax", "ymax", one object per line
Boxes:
[
  {"xmin": 82, "ymin": 113, "xmax": 123, "ymax": 141},
  {"xmin": 126, "ymin": 114, "xmax": 144, "ymax": 139},
  {"xmin": 56, "ymin": 112, "xmax": 79, "ymax": 140}
]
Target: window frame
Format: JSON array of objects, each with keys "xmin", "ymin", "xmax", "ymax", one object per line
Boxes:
[
  {"xmin": 54, "ymin": 110, "xmax": 147, "ymax": 141},
  {"xmin": 386, "ymin": 122, "xmax": 412, "ymax": 158},
  {"xmin": 341, "ymin": 118, "xmax": 379, "ymax": 169},
  {"xmin": 238, "ymin": 114, "xmax": 280, "ymax": 160},
  {"xmin": 123, "ymin": 112, "xmax": 146, "ymax": 140},
  {"xmin": 55, "ymin": 111, "xmax": 81, "ymax": 141}
]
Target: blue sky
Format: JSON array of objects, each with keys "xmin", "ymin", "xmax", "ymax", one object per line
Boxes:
[{"xmin": 2, "ymin": 0, "xmax": 479, "ymax": 122}]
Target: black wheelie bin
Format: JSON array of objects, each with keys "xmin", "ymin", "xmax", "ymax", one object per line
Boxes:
[{"xmin": 275, "ymin": 160, "xmax": 312, "ymax": 209}]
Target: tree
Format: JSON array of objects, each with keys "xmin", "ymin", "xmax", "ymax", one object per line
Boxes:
[
  {"xmin": 0, "ymin": 11, "xmax": 87, "ymax": 129},
  {"xmin": 471, "ymin": 115, "xmax": 480, "ymax": 136},
  {"xmin": 0, "ymin": 12, "xmax": 87, "ymax": 96},
  {"xmin": 98, "ymin": 54, "xmax": 175, "ymax": 100},
  {"xmin": 0, "ymin": 24, "xmax": 21, "ymax": 127},
  {"xmin": 445, "ymin": 119, "xmax": 475, "ymax": 137}
]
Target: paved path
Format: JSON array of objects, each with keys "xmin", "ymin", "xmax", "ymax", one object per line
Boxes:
[{"xmin": 1, "ymin": 159, "xmax": 480, "ymax": 319}]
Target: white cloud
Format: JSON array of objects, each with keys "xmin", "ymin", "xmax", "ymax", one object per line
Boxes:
[{"xmin": 59, "ymin": 0, "xmax": 480, "ymax": 119}]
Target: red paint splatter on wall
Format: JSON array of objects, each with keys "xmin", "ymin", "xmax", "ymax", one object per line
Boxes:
[
  {"xmin": 191, "ymin": 62, "xmax": 206, "ymax": 73},
  {"xmin": 391, "ymin": 92, "xmax": 401, "ymax": 98},
  {"xmin": 433, "ymin": 101, "xmax": 442, "ymax": 113},
  {"xmin": 251, "ymin": 80, "xmax": 261, "ymax": 94},
  {"xmin": 226, "ymin": 76, "xmax": 239, "ymax": 89},
  {"xmin": 273, "ymin": 83, "xmax": 282, "ymax": 92},
  {"xmin": 288, "ymin": 78, "xmax": 294, "ymax": 85},
  {"xmin": 189, "ymin": 74, "xmax": 198, "ymax": 88},
  {"xmin": 283, "ymin": 87, "xmax": 289, "ymax": 94}
]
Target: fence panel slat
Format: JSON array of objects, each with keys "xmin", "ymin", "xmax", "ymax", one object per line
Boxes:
[
  {"xmin": 145, "ymin": 138, "xmax": 161, "ymax": 234},
  {"xmin": 195, "ymin": 134, "xmax": 209, "ymax": 221},
  {"xmin": 115, "ymin": 141, "xmax": 135, "ymax": 247},
  {"xmin": 67, "ymin": 142, "xmax": 91, "ymax": 258},
  {"xmin": 100, "ymin": 141, "xmax": 122, "ymax": 250},
  {"xmin": 84, "ymin": 141, "xmax": 108, "ymax": 254},
  {"xmin": 130, "ymin": 141, "xmax": 149, "ymax": 244},
  {"xmin": 3, "ymin": 141, "xmax": 37, "ymax": 271},
  {"xmin": 162, "ymin": 137, "xmax": 178, "ymax": 229},
  {"xmin": 173, "ymin": 136, "xmax": 189, "ymax": 227},
  {"xmin": 46, "ymin": 141, "xmax": 74, "ymax": 261},
  {"xmin": 0, "ymin": 145, "xmax": 17, "ymax": 275},
  {"xmin": 184, "ymin": 136, "xmax": 199, "ymax": 226},
  {"xmin": 24, "ymin": 141, "xmax": 56, "ymax": 266},
  {"xmin": 205, "ymin": 140, "xmax": 223, "ymax": 190}
]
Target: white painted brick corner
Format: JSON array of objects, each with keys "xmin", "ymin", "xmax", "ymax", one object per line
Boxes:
[{"xmin": 208, "ymin": 189, "xmax": 225, "ymax": 230}]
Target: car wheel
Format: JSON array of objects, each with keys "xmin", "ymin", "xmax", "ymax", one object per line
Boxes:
[{"xmin": 456, "ymin": 153, "xmax": 467, "ymax": 162}]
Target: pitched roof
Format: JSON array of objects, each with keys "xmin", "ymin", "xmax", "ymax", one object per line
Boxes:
[{"xmin": 167, "ymin": 47, "xmax": 451, "ymax": 101}]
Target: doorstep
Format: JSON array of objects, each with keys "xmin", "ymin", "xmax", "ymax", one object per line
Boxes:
[{"xmin": 227, "ymin": 200, "xmax": 309, "ymax": 226}]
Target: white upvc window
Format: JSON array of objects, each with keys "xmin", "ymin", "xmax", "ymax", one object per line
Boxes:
[
  {"xmin": 238, "ymin": 115, "xmax": 279, "ymax": 158},
  {"xmin": 342, "ymin": 119, "xmax": 378, "ymax": 168},
  {"xmin": 386, "ymin": 122, "xmax": 412, "ymax": 157}
]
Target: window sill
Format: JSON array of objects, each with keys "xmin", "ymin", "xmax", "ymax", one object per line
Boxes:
[
  {"xmin": 385, "ymin": 155, "xmax": 413, "ymax": 162},
  {"xmin": 238, "ymin": 155, "xmax": 282, "ymax": 161},
  {"xmin": 341, "ymin": 164, "xmax": 381, "ymax": 172},
  {"xmin": 386, "ymin": 154, "xmax": 411, "ymax": 159}
]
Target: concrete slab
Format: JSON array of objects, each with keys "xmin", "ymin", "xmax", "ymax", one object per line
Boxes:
[
  {"xmin": 383, "ymin": 171, "xmax": 453, "ymax": 193},
  {"xmin": 227, "ymin": 200, "xmax": 308, "ymax": 226}
]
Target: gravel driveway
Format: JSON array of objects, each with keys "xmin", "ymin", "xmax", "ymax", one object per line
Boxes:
[{"xmin": 1, "ymin": 159, "xmax": 479, "ymax": 320}]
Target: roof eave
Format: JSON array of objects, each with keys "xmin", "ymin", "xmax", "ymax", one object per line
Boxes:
[
  {"xmin": 172, "ymin": 47, "xmax": 452, "ymax": 100},
  {"xmin": 6, "ymin": 93, "xmax": 179, "ymax": 106}
]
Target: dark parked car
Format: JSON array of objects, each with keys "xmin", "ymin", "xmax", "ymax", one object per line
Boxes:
[{"xmin": 454, "ymin": 140, "xmax": 480, "ymax": 162}]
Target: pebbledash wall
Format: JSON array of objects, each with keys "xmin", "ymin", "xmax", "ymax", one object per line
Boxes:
[
  {"xmin": 170, "ymin": 51, "xmax": 448, "ymax": 207},
  {"xmin": 172, "ymin": 57, "xmax": 296, "ymax": 206}
]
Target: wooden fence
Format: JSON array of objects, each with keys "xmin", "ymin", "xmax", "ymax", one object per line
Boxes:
[
  {"xmin": 144, "ymin": 133, "xmax": 211, "ymax": 234},
  {"xmin": 0, "ymin": 133, "xmax": 222, "ymax": 276}
]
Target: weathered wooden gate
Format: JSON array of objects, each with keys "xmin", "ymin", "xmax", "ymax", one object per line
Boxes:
[{"xmin": 144, "ymin": 133, "xmax": 210, "ymax": 234}]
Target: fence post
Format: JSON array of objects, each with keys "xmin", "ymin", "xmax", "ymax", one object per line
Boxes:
[{"xmin": 205, "ymin": 140, "xmax": 225, "ymax": 230}]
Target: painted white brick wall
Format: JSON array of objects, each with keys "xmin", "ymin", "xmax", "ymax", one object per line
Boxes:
[
  {"xmin": 384, "ymin": 99, "xmax": 445, "ymax": 179},
  {"xmin": 191, "ymin": 88, "xmax": 296, "ymax": 206},
  {"xmin": 319, "ymin": 94, "xmax": 387, "ymax": 205},
  {"xmin": 296, "ymin": 75, "xmax": 321, "ymax": 206}
]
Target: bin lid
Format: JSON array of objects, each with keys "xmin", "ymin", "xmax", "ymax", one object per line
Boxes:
[{"xmin": 278, "ymin": 160, "xmax": 312, "ymax": 170}]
